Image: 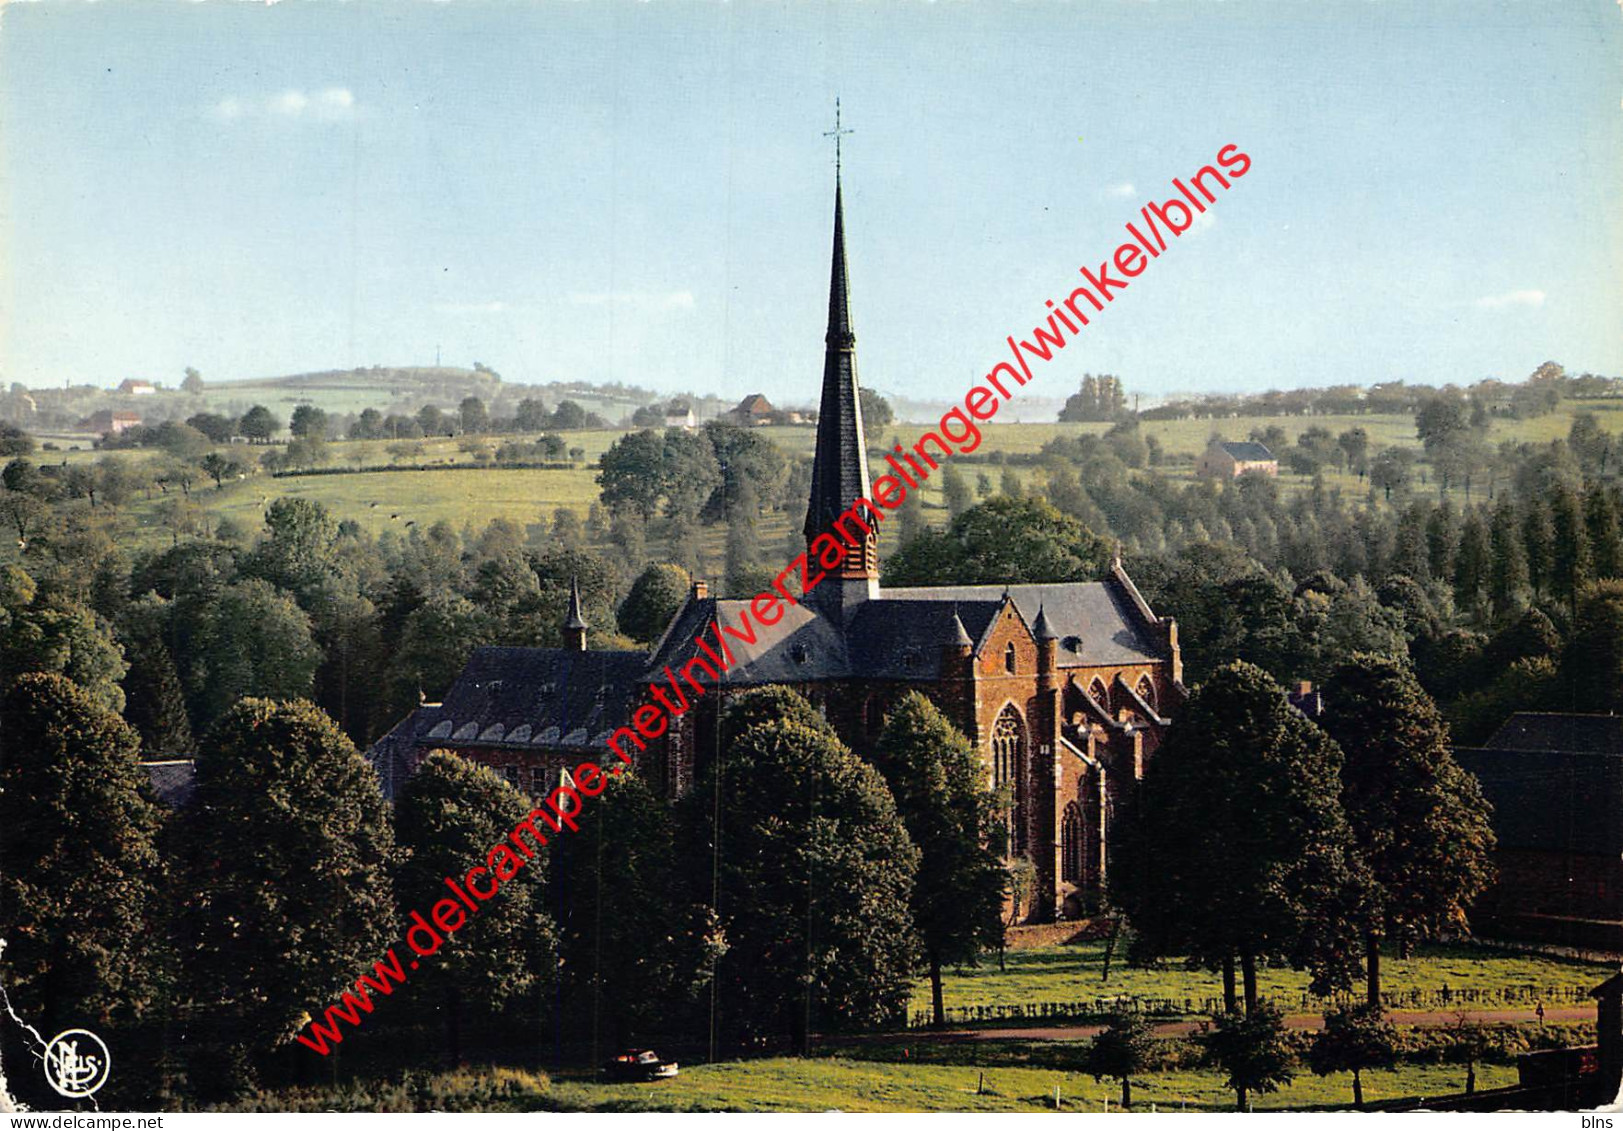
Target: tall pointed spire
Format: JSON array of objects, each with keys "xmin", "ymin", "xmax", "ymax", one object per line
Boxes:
[
  {"xmin": 805, "ymin": 102, "xmax": 878, "ymax": 614},
  {"xmin": 563, "ymin": 576, "xmax": 588, "ymax": 651}
]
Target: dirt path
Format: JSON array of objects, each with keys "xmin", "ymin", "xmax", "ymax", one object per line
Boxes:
[{"xmin": 849, "ymin": 1005, "xmax": 1592, "ymax": 1045}]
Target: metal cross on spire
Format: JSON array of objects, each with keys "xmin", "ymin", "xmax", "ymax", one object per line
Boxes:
[{"xmin": 823, "ymin": 97, "xmax": 854, "ymax": 175}]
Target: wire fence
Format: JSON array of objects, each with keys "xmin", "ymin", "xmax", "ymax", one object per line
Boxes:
[{"xmin": 907, "ymin": 982, "xmax": 1592, "ymax": 1029}]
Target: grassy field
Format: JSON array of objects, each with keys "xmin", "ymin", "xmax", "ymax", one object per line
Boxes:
[
  {"xmin": 53, "ymin": 395, "xmax": 1623, "ymax": 556},
  {"xmin": 918, "ymin": 941, "xmax": 1613, "ymax": 1019},
  {"xmin": 544, "ymin": 1056, "xmax": 1516, "ymax": 1112}
]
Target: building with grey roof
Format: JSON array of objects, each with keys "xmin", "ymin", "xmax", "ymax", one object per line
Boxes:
[{"xmin": 368, "ymin": 168, "xmax": 1185, "ymax": 923}]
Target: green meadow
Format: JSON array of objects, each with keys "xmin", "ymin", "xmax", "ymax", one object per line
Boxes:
[
  {"xmin": 75, "ymin": 396, "xmax": 1623, "ymax": 554},
  {"xmin": 544, "ymin": 1055, "xmax": 1517, "ymax": 1112},
  {"xmin": 917, "ymin": 941, "xmax": 1612, "ymax": 1019}
]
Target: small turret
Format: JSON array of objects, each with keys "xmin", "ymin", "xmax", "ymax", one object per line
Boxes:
[
  {"xmin": 564, "ymin": 576, "xmax": 588, "ymax": 652},
  {"xmin": 1033, "ymin": 602, "xmax": 1058, "ymax": 674}
]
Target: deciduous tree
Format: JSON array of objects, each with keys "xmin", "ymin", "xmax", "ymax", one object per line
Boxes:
[
  {"xmin": 872, "ymin": 692, "xmax": 1004, "ymax": 1027},
  {"xmin": 1321, "ymin": 656, "xmax": 1494, "ymax": 1004},
  {"xmin": 176, "ymin": 699, "xmax": 394, "ymax": 1091},
  {"xmin": 393, "ymin": 753, "xmax": 555, "ymax": 1062},
  {"xmin": 0, "ymin": 674, "xmax": 166, "ymax": 1107},
  {"xmin": 688, "ymin": 688, "xmax": 919, "ymax": 1052}
]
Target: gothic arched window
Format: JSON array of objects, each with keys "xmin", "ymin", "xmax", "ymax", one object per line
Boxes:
[
  {"xmin": 991, "ymin": 706, "xmax": 1026, "ymax": 854},
  {"xmin": 1089, "ymin": 679, "xmax": 1110, "ymax": 713},
  {"xmin": 1004, "ymin": 643, "xmax": 1017, "ymax": 674},
  {"xmin": 1061, "ymin": 802, "xmax": 1084, "ymax": 883}
]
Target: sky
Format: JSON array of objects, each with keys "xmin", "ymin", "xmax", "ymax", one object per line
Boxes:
[{"xmin": 2, "ymin": 0, "xmax": 1620, "ymax": 405}]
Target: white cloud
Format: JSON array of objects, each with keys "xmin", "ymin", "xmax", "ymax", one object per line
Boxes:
[
  {"xmin": 270, "ymin": 90, "xmax": 309, "ymax": 116},
  {"xmin": 568, "ymin": 290, "xmax": 695, "ymax": 311},
  {"xmin": 1104, "ymin": 182, "xmax": 1136, "ymax": 198},
  {"xmin": 209, "ymin": 88, "xmax": 357, "ymax": 123},
  {"xmin": 1475, "ymin": 289, "xmax": 1546, "ymax": 309}
]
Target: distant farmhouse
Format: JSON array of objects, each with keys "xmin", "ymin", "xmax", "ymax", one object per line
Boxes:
[
  {"xmin": 77, "ymin": 409, "xmax": 142, "ymax": 435},
  {"xmin": 117, "ymin": 378, "xmax": 157, "ymax": 396},
  {"xmin": 1455, "ymin": 712, "xmax": 1623, "ymax": 952},
  {"xmin": 664, "ymin": 401, "xmax": 695, "ymax": 429},
  {"xmin": 1196, "ymin": 439, "xmax": 1278, "ymax": 478},
  {"xmin": 728, "ymin": 393, "xmax": 776, "ymax": 426}
]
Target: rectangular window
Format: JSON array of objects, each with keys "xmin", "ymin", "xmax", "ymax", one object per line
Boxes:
[{"xmin": 502, "ymin": 765, "xmax": 518, "ymax": 786}]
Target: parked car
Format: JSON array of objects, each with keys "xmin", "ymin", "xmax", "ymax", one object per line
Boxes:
[{"xmin": 603, "ymin": 1049, "xmax": 679, "ymax": 1082}]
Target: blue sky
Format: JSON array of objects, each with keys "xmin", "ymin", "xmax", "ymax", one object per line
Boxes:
[{"xmin": 2, "ymin": 1, "xmax": 1620, "ymax": 404}]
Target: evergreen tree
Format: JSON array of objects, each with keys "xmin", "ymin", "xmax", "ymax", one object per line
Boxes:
[
  {"xmin": 1320, "ymin": 656, "xmax": 1496, "ymax": 1004},
  {"xmin": 941, "ymin": 464, "xmax": 974, "ymax": 519},
  {"xmin": 1560, "ymin": 582, "xmax": 1623, "ymax": 715},
  {"xmin": 1488, "ymin": 498, "xmax": 1529, "ymax": 618},
  {"xmin": 118, "ymin": 598, "xmax": 195, "ymax": 754},
  {"xmin": 1521, "ymin": 499, "xmax": 1555, "ymax": 598},
  {"xmin": 723, "ymin": 480, "xmax": 764, "ymax": 596},
  {"xmin": 896, "ymin": 483, "xmax": 928, "ymax": 545},
  {"xmin": 1585, "ymin": 483, "xmax": 1623, "ymax": 581},
  {"xmin": 1389, "ymin": 503, "xmax": 1431, "ymax": 583},
  {"xmin": 687, "ymin": 689, "xmax": 919, "ymax": 1052},
  {"xmin": 1309, "ymin": 1003, "xmax": 1397, "ymax": 1108},
  {"xmin": 393, "ymin": 753, "xmax": 555, "ymax": 1063},
  {"xmin": 176, "ymin": 699, "xmax": 394, "ymax": 1092},
  {"xmin": 1548, "ymin": 481, "xmax": 1590, "ymax": 612},
  {"xmin": 1425, "ymin": 499, "xmax": 1459, "ymax": 583},
  {"xmin": 872, "ymin": 692, "xmax": 1005, "ymax": 1027},
  {"xmin": 1453, "ymin": 508, "xmax": 1492, "ymax": 615},
  {"xmin": 1116, "ymin": 662, "xmax": 1369, "ymax": 1010},
  {"xmin": 0, "ymin": 673, "xmax": 166, "ymax": 1109}
]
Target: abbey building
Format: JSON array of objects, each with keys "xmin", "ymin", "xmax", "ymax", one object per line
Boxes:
[{"xmin": 369, "ymin": 172, "xmax": 1185, "ymax": 921}]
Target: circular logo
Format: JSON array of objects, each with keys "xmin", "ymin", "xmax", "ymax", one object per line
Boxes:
[{"xmin": 43, "ymin": 1029, "xmax": 110, "ymax": 1099}]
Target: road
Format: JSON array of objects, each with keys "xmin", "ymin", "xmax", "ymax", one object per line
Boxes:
[{"xmin": 853, "ymin": 1005, "xmax": 1593, "ymax": 1045}]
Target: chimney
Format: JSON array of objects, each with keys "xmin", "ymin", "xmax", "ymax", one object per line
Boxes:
[{"xmin": 692, "ymin": 579, "xmax": 709, "ymax": 600}]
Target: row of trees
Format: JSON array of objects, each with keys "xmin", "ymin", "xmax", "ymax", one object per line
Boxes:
[
  {"xmin": 1140, "ymin": 361, "xmax": 1597, "ymax": 422},
  {"xmin": 1115, "ymin": 657, "xmax": 1494, "ymax": 1108},
  {"xmin": 0, "ymin": 672, "xmax": 1005, "ymax": 1107}
]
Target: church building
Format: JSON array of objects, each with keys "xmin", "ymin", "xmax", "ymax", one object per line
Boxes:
[{"xmin": 369, "ymin": 170, "xmax": 1185, "ymax": 922}]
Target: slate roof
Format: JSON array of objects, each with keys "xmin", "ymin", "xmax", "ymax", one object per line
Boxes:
[
  {"xmin": 366, "ymin": 647, "xmax": 647, "ymax": 798},
  {"xmin": 1217, "ymin": 440, "xmax": 1275, "ymax": 462},
  {"xmin": 1486, "ymin": 713, "xmax": 1623, "ymax": 755},
  {"xmin": 644, "ymin": 575, "xmax": 1167, "ymax": 684},
  {"xmin": 804, "ymin": 179, "xmax": 875, "ymax": 543},
  {"xmin": 1456, "ymin": 712, "xmax": 1623, "ymax": 856},
  {"xmin": 142, "ymin": 759, "xmax": 197, "ymax": 807}
]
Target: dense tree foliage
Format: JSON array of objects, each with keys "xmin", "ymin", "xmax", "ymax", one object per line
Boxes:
[
  {"xmin": 393, "ymin": 753, "xmax": 556, "ymax": 1062},
  {"xmin": 1320, "ymin": 656, "xmax": 1495, "ymax": 1003},
  {"xmin": 872, "ymin": 693, "xmax": 1005, "ymax": 1027},
  {"xmin": 1309, "ymin": 1003, "xmax": 1398, "ymax": 1108},
  {"xmin": 1117, "ymin": 663, "xmax": 1370, "ymax": 1007},
  {"xmin": 1086, "ymin": 1008, "xmax": 1155, "ymax": 1109},
  {"xmin": 175, "ymin": 699, "xmax": 395, "ymax": 1092},
  {"xmin": 688, "ymin": 688, "xmax": 919, "ymax": 1052},
  {"xmin": 1201, "ymin": 1002, "xmax": 1295, "ymax": 1110},
  {"xmin": 0, "ymin": 674, "xmax": 166, "ymax": 1108}
]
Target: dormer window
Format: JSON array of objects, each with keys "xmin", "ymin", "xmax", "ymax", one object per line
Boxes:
[{"xmin": 1004, "ymin": 643, "xmax": 1017, "ymax": 674}]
